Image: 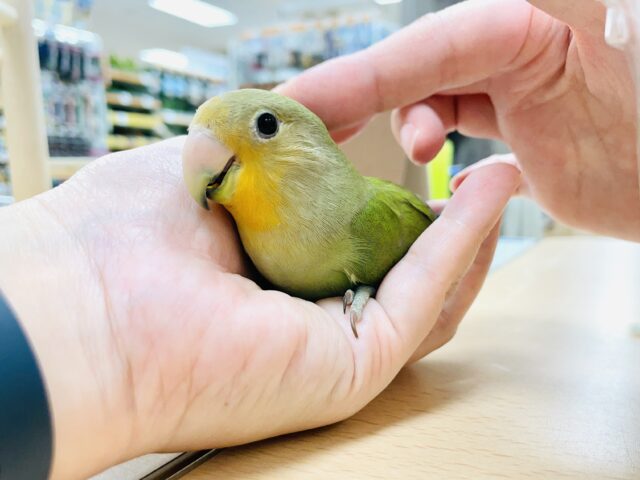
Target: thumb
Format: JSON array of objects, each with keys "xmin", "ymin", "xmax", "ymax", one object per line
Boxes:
[
  {"xmin": 528, "ymin": 0, "xmax": 606, "ymax": 33},
  {"xmin": 375, "ymin": 161, "xmax": 521, "ymax": 353}
]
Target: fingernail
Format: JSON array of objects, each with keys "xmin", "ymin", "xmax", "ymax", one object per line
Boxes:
[
  {"xmin": 450, "ymin": 155, "xmax": 521, "ymax": 192},
  {"xmin": 400, "ymin": 123, "xmax": 416, "ymax": 160}
]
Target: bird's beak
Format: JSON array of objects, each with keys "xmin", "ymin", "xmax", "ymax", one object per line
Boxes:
[{"xmin": 182, "ymin": 128, "xmax": 235, "ymax": 210}]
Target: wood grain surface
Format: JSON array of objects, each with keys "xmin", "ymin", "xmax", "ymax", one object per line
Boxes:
[{"xmin": 185, "ymin": 237, "xmax": 640, "ymax": 479}]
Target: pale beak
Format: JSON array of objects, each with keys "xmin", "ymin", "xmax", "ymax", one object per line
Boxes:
[{"xmin": 182, "ymin": 128, "xmax": 235, "ymax": 210}]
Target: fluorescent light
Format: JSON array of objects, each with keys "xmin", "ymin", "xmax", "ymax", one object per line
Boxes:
[
  {"xmin": 140, "ymin": 48, "xmax": 189, "ymax": 70},
  {"xmin": 374, "ymin": 0, "xmax": 402, "ymax": 4},
  {"xmin": 149, "ymin": 0, "xmax": 237, "ymax": 28}
]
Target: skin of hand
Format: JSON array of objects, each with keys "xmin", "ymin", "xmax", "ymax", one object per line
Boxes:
[
  {"xmin": 0, "ymin": 137, "xmax": 519, "ymax": 479},
  {"xmin": 276, "ymin": 0, "xmax": 640, "ymax": 241}
]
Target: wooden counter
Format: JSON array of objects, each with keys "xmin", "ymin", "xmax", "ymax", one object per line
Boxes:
[{"xmin": 185, "ymin": 237, "xmax": 640, "ymax": 480}]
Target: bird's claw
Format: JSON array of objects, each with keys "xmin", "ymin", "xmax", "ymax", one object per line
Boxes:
[
  {"xmin": 350, "ymin": 310, "xmax": 360, "ymax": 338},
  {"xmin": 343, "ymin": 286, "xmax": 375, "ymax": 339},
  {"xmin": 343, "ymin": 289, "xmax": 354, "ymax": 314}
]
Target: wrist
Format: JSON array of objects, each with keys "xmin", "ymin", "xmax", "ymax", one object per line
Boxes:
[{"xmin": 0, "ymin": 195, "xmax": 136, "ymax": 479}]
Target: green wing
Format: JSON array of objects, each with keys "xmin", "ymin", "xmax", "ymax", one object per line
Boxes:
[{"xmin": 345, "ymin": 177, "xmax": 437, "ymax": 287}]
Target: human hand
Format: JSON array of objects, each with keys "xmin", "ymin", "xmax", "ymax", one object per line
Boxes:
[
  {"xmin": 277, "ymin": 0, "xmax": 640, "ymax": 241},
  {"xmin": 0, "ymin": 138, "xmax": 518, "ymax": 478}
]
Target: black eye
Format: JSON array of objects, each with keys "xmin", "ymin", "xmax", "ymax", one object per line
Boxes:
[{"xmin": 256, "ymin": 112, "xmax": 278, "ymax": 138}]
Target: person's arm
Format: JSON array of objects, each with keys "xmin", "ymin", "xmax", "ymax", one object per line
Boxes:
[{"xmin": 0, "ymin": 194, "xmax": 138, "ymax": 480}]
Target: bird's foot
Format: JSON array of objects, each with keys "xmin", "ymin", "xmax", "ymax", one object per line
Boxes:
[
  {"xmin": 342, "ymin": 289, "xmax": 354, "ymax": 313},
  {"xmin": 343, "ymin": 286, "xmax": 376, "ymax": 338}
]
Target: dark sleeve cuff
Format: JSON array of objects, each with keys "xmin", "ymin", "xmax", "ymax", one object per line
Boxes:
[{"xmin": 0, "ymin": 291, "xmax": 52, "ymax": 479}]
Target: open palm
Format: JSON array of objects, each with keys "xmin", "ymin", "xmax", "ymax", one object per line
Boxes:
[{"xmin": 0, "ymin": 137, "xmax": 517, "ymax": 479}]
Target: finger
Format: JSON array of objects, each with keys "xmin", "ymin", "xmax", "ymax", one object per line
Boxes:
[
  {"xmin": 450, "ymin": 153, "xmax": 530, "ymax": 197},
  {"xmin": 376, "ymin": 162, "xmax": 521, "ymax": 353},
  {"xmin": 429, "ymin": 94, "xmax": 500, "ymax": 139},
  {"xmin": 391, "ymin": 102, "xmax": 447, "ymax": 166},
  {"xmin": 276, "ymin": 0, "xmax": 535, "ymax": 131},
  {"xmin": 427, "ymin": 199, "xmax": 448, "ymax": 215},
  {"xmin": 528, "ymin": 0, "xmax": 606, "ymax": 33},
  {"xmin": 407, "ymin": 220, "xmax": 501, "ymax": 363},
  {"xmin": 330, "ymin": 119, "xmax": 371, "ymax": 144},
  {"xmin": 392, "ymin": 95, "xmax": 501, "ymax": 164},
  {"xmin": 276, "ymin": 78, "xmax": 370, "ymax": 140},
  {"xmin": 438, "ymin": 80, "xmax": 492, "ymax": 96}
]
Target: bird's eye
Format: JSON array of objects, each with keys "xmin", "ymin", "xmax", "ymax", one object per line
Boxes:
[{"xmin": 256, "ymin": 112, "xmax": 279, "ymax": 139}]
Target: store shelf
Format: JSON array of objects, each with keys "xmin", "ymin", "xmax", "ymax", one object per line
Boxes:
[
  {"xmin": 50, "ymin": 157, "xmax": 94, "ymax": 180},
  {"xmin": 161, "ymin": 109, "xmax": 194, "ymax": 127},
  {"xmin": 240, "ymin": 82, "xmax": 279, "ymax": 91},
  {"xmin": 109, "ymin": 68, "xmax": 159, "ymax": 90},
  {"xmin": 107, "ymin": 134, "xmax": 158, "ymax": 151},
  {"xmin": 148, "ymin": 64, "xmax": 225, "ymax": 84},
  {"xmin": 106, "ymin": 91, "xmax": 160, "ymax": 111},
  {"xmin": 108, "ymin": 110, "xmax": 162, "ymax": 131}
]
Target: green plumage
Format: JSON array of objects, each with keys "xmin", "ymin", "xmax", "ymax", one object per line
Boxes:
[
  {"xmin": 246, "ymin": 174, "xmax": 437, "ymax": 301},
  {"xmin": 187, "ymin": 89, "xmax": 437, "ymax": 304},
  {"xmin": 345, "ymin": 177, "xmax": 437, "ymax": 289}
]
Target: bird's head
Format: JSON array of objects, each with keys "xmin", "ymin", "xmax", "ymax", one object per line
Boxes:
[{"xmin": 182, "ymin": 88, "xmax": 334, "ymax": 211}]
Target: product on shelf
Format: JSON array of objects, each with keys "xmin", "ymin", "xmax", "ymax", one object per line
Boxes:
[
  {"xmin": 150, "ymin": 49, "xmax": 230, "ymax": 135},
  {"xmin": 34, "ymin": 0, "xmax": 95, "ymax": 29},
  {"xmin": 105, "ymin": 54, "xmax": 231, "ymax": 149},
  {"xmin": 157, "ymin": 69, "xmax": 227, "ymax": 135},
  {"xmin": 106, "ymin": 56, "xmax": 163, "ymax": 152},
  {"xmin": 36, "ymin": 22, "xmax": 108, "ymax": 158},
  {"xmin": 231, "ymin": 14, "xmax": 396, "ymax": 88}
]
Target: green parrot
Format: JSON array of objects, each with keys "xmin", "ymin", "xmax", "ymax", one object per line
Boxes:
[{"xmin": 182, "ymin": 89, "xmax": 436, "ymax": 337}]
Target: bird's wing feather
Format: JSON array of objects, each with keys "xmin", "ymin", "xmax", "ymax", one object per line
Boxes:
[{"xmin": 346, "ymin": 177, "xmax": 436, "ymax": 286}]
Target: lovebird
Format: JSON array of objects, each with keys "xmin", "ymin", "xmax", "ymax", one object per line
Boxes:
[{"xmin": 182, "ymin": 89, "xmax": 437, "ymax": 337}]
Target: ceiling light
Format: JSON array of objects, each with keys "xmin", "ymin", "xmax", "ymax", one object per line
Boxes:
[
  {"xmin": 374, "ymin": 0, "xmax": 403, "ymax": 5},
  {"xmin": 148, "ymin": 0, "xmax": 237, "ymax": 28},
  {"xmin": 140, "ymin": 48, "xmax": 189, "ymax": 70}
]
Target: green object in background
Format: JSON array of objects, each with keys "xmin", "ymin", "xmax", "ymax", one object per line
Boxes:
[
  {"xmin": 109, "ymin": 54, "xmax": 139, "ymax": 72},
  {"xmin": 427, "ymin": 139, "xmax": 454, "ymax": 200}
]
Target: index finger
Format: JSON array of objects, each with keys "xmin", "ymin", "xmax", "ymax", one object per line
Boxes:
[{"xmin": 276, "ymin": 0, "xmax": 534, "ymax": 131}]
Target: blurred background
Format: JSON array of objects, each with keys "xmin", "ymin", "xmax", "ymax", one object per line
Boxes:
[{"xmin": 0, "ymin": 0, "xmax": 575, "ymax": 253}]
